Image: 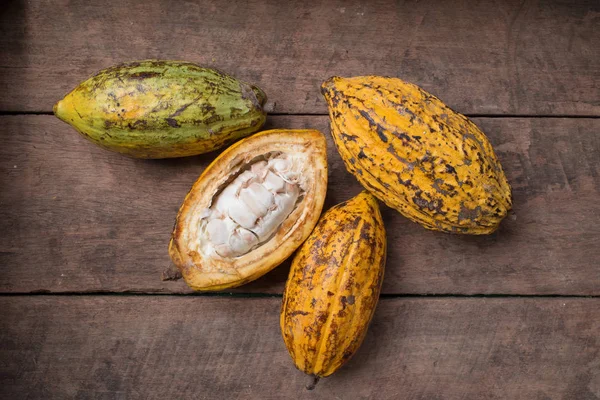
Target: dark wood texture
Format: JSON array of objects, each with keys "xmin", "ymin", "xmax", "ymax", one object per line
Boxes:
[
  {"xmin": 1, "ymin": 115, "xmax": 598, "ymax": 295},
  {"xmin": 0, "ymin": 0, "xmax": 598, "ymax": 115},
  {"xmin": 1, "ymin": 296, "xmax": 598, "ymax": 399},
  {"xmin": 0, "ymin": 0, "xmax": 598, "ymax": 397}
]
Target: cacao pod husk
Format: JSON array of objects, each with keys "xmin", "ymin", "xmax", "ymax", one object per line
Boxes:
[
  {"xmin": 169, "ymin": 129, "xmax": 328, "ymax": 291},
  {"xmin": 321, "ymin": 76, "xmax": 512, "ymax": 234},
  {"xmin": 281, "ymin": 191, "xmax": 386, "ymax": 380},
  {"xmin": 54, "ymin": 60, "xmax": 266, "ymax": 158}
]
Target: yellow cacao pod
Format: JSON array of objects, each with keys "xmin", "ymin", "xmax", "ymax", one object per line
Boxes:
[
  {"xmin": 54, "ymin": 60, "xmax": 266, "ymax": 158},
  {"xmin": 281, "ymin": 191, "xmax": 386, "ymax": 381},
  {"xmin": 169, "ymin": 129, "xmax": 328, "ymax": 291},
  {"xmin": 321, "ymin": 76, "xmax": 512, "ymax": 234}
]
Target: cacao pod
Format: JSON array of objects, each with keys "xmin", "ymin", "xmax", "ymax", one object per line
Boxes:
[
  {"xmin": 281, "ymin": 191, "xmax": 386, "ymax": 381},
  {"xmin": 169, "ymin": 129, "xmax": 328, "ymax": 291},
  {"xmin": 321, "ymin": 76, "xmax": 512, "ymax": 234},
  {"xmin": 53, "ymin": 60, "xmax": 267, "ymax": 158}
]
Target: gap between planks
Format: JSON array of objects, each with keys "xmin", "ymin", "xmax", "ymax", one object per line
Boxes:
[
  {"xmin": 0, "ymin": 292, "xmax": 597, "ymax": 299},
  {"xmin": 1, "ymin": 111, "xmax": 600, "ymax": 119}
]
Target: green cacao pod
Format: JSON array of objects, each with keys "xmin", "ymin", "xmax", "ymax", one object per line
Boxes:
[
  {"xmin": 53, "ymin": 60, "xmax": 267, "ymax": 158},
  {"xmin": 321, "ymin": 76, "xmax": 512, "ymax": 234}
]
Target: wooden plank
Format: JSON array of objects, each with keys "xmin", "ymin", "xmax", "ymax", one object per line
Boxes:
[
  {"xmin": 0, "ymin": 0, "xmax": 598, "ymax": 115},
  {"xmin": 1, "ymin": 115, "xmax": 599, "ymax": 295},
  {"xmin": 0, "ymin": 296, "xmax": 598, "ymax": 399}
]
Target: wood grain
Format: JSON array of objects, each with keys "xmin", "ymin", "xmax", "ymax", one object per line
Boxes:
[
  {"xmin": 0, "ymin": 0, "xmax": 598, "ymax": 115},
  {"xmin": 0, "ymin": 296, "xmax": 598, "ymax": 399},
  {"xmin": 0, "ymin": 115, "xmax": 598, "ymax": 295}
]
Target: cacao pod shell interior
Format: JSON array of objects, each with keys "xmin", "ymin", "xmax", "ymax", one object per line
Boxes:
[{"xmin": 169, "ymin": 129, "xmax": 328, "ymax": 291}]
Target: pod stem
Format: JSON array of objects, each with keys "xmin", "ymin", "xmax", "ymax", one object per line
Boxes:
[
  {"xmin": 306, "ymin": 375, "xmax": 320, "ymax": 390},
  {"xmin": 161, "ymin": 263, "xmax": 182, "ymax": 281}
]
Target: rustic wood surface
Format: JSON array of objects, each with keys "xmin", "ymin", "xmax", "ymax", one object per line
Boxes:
[
  {"xmin": 1, "ymin": 296, "xmax": 599, "ymax": 400},
  {"xmin": 1, "ymin": 115, "xmax": 598, "ymax": 295},
  {"xmin": 1, "ymin": 0, "xmax": 599, "ymax": 398},
  {"xmin": 0, "ymin": 0, "xmax": 598, "ymax": 115}
]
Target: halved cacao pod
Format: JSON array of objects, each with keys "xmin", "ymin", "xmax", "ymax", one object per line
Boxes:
[
  {"xmin": 54, "ymin": 60, "xmax": 267, "ymax": 158},
  {"xmin": 321, "ymin": 76, "xmax": 512, "ymax": 234},
  {"xmin": 281, "ymin": 191, "xmax": 386, "ymax": 382},
  {"xmin": 169, "ymin": 129, "xmax": 328, "ymax": 291}
]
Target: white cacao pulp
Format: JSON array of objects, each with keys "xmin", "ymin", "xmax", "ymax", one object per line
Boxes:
[{"xmin": 199, "ymin": 155, "xmax": 305, "ymax": 257}]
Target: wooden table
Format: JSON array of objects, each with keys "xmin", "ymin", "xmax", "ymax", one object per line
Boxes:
[{"xmin": 1, "ymin": 1, "xmax": 599, "ymax": 398}]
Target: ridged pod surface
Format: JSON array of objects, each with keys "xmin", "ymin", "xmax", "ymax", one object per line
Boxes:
[
  {"xmin": 169, "ymin": 129, "xmax": 328, "ymax": 291},
  {"xmin": 281, "ymin": 191, "xmax": 386, "ymax": 379},
  {"xmin": 321, "ymin": 76, "xmax": 512, "ymax": 234},
  {"xmin": 54, "ymin": 60, "xmax": 266, "ymax": 158}
]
